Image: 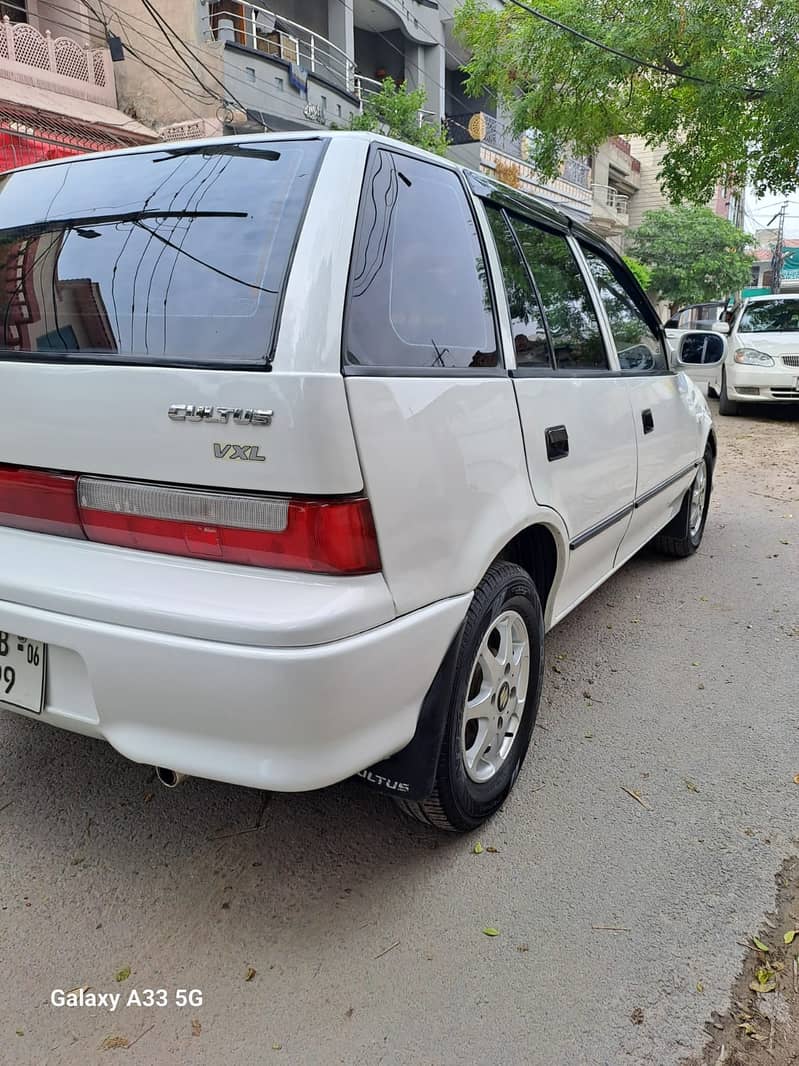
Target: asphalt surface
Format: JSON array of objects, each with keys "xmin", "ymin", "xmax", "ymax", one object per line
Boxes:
[{"xmin": 0, "ymin": 400, "xmax": 797, "ymax": 1066}]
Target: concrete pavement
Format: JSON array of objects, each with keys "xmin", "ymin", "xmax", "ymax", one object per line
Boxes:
[{"xmin": 0, "ymin": 401, "xmax": 797, "ymax": 1065}]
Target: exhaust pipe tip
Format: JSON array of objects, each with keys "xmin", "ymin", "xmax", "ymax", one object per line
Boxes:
[{"xmin": 155, "ymin": 767, "xmax": 187, "ymax": 789}]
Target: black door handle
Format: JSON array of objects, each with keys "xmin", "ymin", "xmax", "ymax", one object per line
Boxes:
[
  {"xmin": 642, "ymin": 409, "xmax": 654, "ymax": 434},
  {"xmin": 545, "ymin": 424, "xmax": 569, "ymax": 461}
]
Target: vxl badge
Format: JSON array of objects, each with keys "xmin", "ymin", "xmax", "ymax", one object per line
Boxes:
[{"xmin": 169, "ymin": 405, "xmax": 272, "ymax": 463}]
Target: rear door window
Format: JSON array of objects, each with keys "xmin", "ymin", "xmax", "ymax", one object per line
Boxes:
[
  {"xmin": 580, "ymin": 246, "xmax": 668, "ymax": 373},
  {"xmin": 507, "ymin": 217, "xmax": 608, "ymax": 370},
  {"xmin": 345, "ymin": 150, "xmax": 498, "ymax": 370},
  {"xmin": 484, "ymin": 205, "xmax": 551, "ymax": 369},
  {"xmin": 0, "ymin": 140, "xmax": 324, "ymax": 366}
]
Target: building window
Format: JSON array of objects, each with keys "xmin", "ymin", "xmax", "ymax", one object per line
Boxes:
[{"xmin": 0, "ymin": 0, "xmax": 26, "ymax": 21}]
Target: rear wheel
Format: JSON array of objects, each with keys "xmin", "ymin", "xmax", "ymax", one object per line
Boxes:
[
  {"xmin": 652, "ymin": 448, "xmax": 712, "ymax": 558},
  {"xmin": 718, "ymin": 369, "xmax": 738, "ymax": 416},
  {"xmin": 397, "ymin": 562, "xmax": 543, "ymax": 832},
  {"xmin": 707, "ymin": 383, "xmax": 719, "ymax": 400}
]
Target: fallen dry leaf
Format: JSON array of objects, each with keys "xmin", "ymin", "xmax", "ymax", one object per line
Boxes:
[
  {"xmin": 101, "ymin": 1036, "xmax": 130, "ymax": 1051},
  {"xmin": 749, "ymin": 979, "xmax": 776, "ymax": 994},
  {"xmin": 482, "ymin": 927, "xmax": 500, "ymax": 937},
  {"xmin": 621, "ymin": 786, "xmax": 653, "ymax": 811},
  {"xmin": 245, "ymin": 966, "xmax": 256, "ymax": 982},
  {"xmin": 191, "ymin": 1019, "xmax": 201, "ymax": 1037},
  {"xmin": 485, "ymin": 846, "xmax": 499, "ymax": 853},
  {"xmin": 630, "ymin": 1007, "xmax": 644, "ymax": 1025},
  {"xmin": 473, "ymin": 842, "xmax": 484, "ymax": 855},
  {"xmin": 752, "ymin": 937, "xmax": 770, "ymax": 953},
  {"xmin": 783, "ymin": 930, "xmax": 797, "ymax": 945},
  {"xmin": 114, "ymin": 967, "xmax": 130, "ymax": 983}
]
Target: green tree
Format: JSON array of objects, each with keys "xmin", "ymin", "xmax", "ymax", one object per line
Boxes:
[
  {"xmin": 350, "ymin": 78, "xmax": 450, "ymax": 156},
  {"xmin": 623, "ymin": 257, "xmax": 653, "ymax": 293},
  {"xmin": 628, "ymin": 205, "xmax": 755, "ymax": 310},
  {"xmin": 454, "ymin": 0, "xmax": 799, "ymax": 202}
]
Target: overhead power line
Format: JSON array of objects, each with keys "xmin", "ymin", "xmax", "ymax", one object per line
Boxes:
[{"xmin": 501, "ymin": 0, "xmax": 769, "ymax": 98}]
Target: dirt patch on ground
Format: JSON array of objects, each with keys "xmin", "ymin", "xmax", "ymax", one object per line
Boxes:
[{"xmin": 685, "ymin": 857, "xmax": 799, "ymax": 1065}]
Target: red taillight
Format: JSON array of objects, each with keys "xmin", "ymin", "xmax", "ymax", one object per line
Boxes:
[
  {"xmin": 0, "ymin": 465, "xmax": 84, "ymax": 538},
  {"xmin": 79, "ymin": 496, "xmax": 381, "ymax": 575},
  {"xmin": 0, "ymin": 467, "xmax": 381, "ymax": 575},
  {"xmin": 77, "ymin": 476, "xmax": 381, "ymax": 575}
]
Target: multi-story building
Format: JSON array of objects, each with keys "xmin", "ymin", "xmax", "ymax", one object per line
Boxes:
[
  {"xmin": 97, "ymin": 0, "xmax": 597, "ymax": 216},
  {"xmin": 0, "ymin": 0, "xmax": 155, "ymax": 171},
  {"xmin": 627, "ymin": 137, "xmax": 745, "ymax": 231},
  {"xmin": 587, "ymin": 137, "xmax": 642, "ymax": 249}
]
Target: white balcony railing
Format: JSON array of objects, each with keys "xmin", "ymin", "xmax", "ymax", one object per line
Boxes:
[
  {"xmin": 593, "ymin": 183, "xmax": 629, "ymax": 215},
  {"xmin": 0, "ymin": 15, "xmax": 115, "ymax": 107},
  {"xmin": 206, "ymin": 2, "xmax": 357, "ymax": 95},
  {"xmin": 353, "ymin": 72, "xmax": 382, "ymax": 99}
]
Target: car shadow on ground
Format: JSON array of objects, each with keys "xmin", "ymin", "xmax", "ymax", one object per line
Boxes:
[{"xmin": 706, "ymin": 395, "xmax": 799, "ymax": 423}]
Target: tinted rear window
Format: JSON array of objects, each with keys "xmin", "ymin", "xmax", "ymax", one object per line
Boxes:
[{"xmin": 0, "ymin": 140, "xmax": 324, "ymax": 366}]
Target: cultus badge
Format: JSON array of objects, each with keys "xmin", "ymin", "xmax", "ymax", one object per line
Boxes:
[{"xmin": 168, "ymin": 405, "xmax": 273, "ymax": 426}]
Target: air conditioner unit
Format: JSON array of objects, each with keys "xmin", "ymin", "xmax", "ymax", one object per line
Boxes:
[{"xmin": 158, "ymin": 119, "xmax": 221, "ymax": 142}]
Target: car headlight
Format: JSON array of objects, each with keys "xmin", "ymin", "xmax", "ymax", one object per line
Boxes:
[{"xmin": 734, "ymin": 348, "xmax": 775, "ymax": 366}]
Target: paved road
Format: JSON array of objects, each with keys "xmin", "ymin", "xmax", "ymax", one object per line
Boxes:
[{"xmin": 1, "ymin": 402, "xmax": 797, "ymax": 1066}]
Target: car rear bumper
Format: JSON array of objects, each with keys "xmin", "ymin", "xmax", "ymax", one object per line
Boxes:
[
  {"xmin": 729, "ymin": 364, "xmax": 799, "ymax": 402},
  {"xmin": 0, "ymin": 592, "xmax": 470, "ymax": 791}
]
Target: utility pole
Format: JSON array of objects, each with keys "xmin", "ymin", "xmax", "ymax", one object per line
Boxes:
[{"xmin": 768, "ymin": 201, "xmax": 787, "ymax": 293}]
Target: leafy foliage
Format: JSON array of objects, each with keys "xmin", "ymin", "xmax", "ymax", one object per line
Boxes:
[
  {"xmin": 623, "ymin": 257, "xmax": 653, "ymax": 293},
  {"xmin": 628, "ymin": 205, "xmax": 755, "ymax": 308},
  {"xmin": 454, "ymin": 0, "xmax": 799, "ymax": 201},
  {"xmin": 350, "ymin": 78, "xmax": 450, "ymax": 156}
]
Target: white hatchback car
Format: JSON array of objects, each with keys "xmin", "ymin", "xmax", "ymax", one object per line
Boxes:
[
  {"xmin": 697, "ymin": 294, "xmax": 799, "ymax": 414},
  {"xmin": 0, "ymin": 133, "xmax": 715, "ymax": 830}
]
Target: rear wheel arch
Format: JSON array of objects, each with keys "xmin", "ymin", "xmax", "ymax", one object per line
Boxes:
[
  {"xmin": 494, "ymin": 522, "xmax": 563, "ymax": 624},
  {"xmin": 706, "ymin": 427, "xmax": 717, "ymax": 465}
]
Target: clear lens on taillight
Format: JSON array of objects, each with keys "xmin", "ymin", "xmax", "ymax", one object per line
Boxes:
[
  {"xmin": 0, "ymin": 464, "xmax": 84, "ymax": 538},
  {"xmin": 78, "ymin": 477, "xmax": 289, "ymax": 531},
  {"xmin": 76, "ymin": 477, "xmax": 381, "ymax": 575}
]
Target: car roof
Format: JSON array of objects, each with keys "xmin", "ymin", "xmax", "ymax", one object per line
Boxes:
[{"xmin": 743, "ymin": 293, "xmax": 799, "ymax": 303}]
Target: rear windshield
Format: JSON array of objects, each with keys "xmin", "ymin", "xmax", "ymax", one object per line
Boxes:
[
  {"xmin": 0, "ymin": 139, "xmax": 324, "ymax": 366},
  {"xmin": 739, "ymin": 298, "xmax": 799, "ymax": 333}
]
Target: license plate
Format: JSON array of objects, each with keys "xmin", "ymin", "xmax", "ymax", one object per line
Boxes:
[{"xmin": 0, "ymin": 631, "xmax": 46, "ymax": 714}]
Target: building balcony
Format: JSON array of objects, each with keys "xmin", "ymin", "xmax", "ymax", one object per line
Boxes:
[
  {"xmin": 606, "ymin": 135, "xmax": 641, "ymax": 190},
  {"xmin": 447, "ymin": 111, "xmax": 593, "ymax": 219},
  {"xmin": 589, "ymin": 183, "xmax": 630, "ymax": 237},
  {"xmin": 207, "ymin": 1, "xmax": 356, "ymax": 95},
  {"xmin": 0, "ymin": 14, "xmax": 115, "ymax": 108}
]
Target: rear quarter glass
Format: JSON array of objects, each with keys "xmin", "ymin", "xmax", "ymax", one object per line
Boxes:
[{"xmin": 0, "ymin": 139, "xmax": 326, "ymax": 367}]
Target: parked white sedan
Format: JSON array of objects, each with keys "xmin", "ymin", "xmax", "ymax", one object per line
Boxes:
[{"xmin": 674, "ymin": 294, "xmax": 799, "ymax": 414}]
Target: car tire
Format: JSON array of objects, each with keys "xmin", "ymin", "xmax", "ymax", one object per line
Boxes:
[
  {"xmin": 718, "ymin": 369, "xmax": 738, "ymax": 416},
  {"xmin": 652, "ymin": 447, "xmax": 713, "ymax": 558},
  {"xmin": 707, "ymin": 383, "xmax": 719, "ymax": 400},
  {"xmin": 396, "ymin": 562, "xmax": 543, "ymax": 832}
]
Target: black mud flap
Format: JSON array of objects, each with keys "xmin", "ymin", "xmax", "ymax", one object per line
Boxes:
[{"xmin": 355, "ymin": 624, "xmax": 464, "ymax": 801}]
